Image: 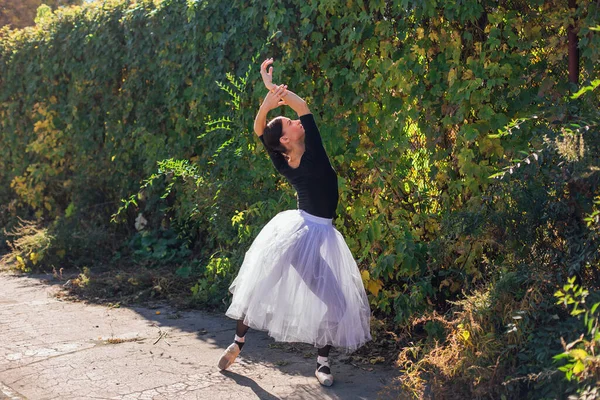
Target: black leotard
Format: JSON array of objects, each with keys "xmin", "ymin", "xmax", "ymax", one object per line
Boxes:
[{"xmin": 259, "ymin": 114, "xmax": 339, "ymax": 219}]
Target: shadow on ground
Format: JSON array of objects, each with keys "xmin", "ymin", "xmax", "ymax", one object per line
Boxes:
[
  {"xmin": 219, "ymin": 370, "xmax": 282, "ymax": 400},
  {"xmin": 0, "ymin": 268, "xmax": 404, "ymax": 399}
]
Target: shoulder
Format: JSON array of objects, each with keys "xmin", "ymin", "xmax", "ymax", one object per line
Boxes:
[{"xmin": 300, "ymin": 113, "xmax": 318, "ymax": 130}]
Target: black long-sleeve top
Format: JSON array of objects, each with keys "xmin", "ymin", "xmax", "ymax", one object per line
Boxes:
[{"xmin": 259, "ymin": 113, "xmax": 338, "ymax": 219}]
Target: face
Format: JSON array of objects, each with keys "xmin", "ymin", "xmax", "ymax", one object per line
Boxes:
[{"xmin": 279, "ymin": 117, "xmax": 305, "ymax": 147}]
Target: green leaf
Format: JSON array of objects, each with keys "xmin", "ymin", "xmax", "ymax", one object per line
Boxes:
[
  {"xmin": 553, "ymin": 353, "xmax": 569, "ymax": 361},
  {"xmin": 571, "ymin": 79, "xmax": 600, "ymax": 99},
  {"xmin": 175, "ymin": 266, "xmax": 192, "ymax": 278}
]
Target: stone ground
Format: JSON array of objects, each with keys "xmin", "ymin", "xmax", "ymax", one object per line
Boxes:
[{"xmin": 0, "ymin": 272, "xmax": 402, "ymax": 400}]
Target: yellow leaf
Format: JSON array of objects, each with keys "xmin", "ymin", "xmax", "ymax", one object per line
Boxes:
[
  {"xmin": 367, "ymin": 280, "xmax": 383, "ymax": 297},
  {"xmin": 155, "ymin": 311, "xmax": 161, "ymax": 315},
  {"xmin": 30, "ymin": 252, "xmax": 39, "ymax": 265},
  {"xmin": 569, "ymin": 349, "xmax": 588, "ymax": 361},
  {"xmin": 411, "ymin": 44, "xmax": 426, "ymax": 58},
  {"xmin": 461, "ymin": 330, "xmax": 470, "ymax": 341},
  {"xmin": 448, "ymin": 68, "xmax": 457, "ymax": 86},
  {"xmin": 16, "ymin": 255, "xmax": 24, "ymax": 263},
  {"xmin": 361, "ymin": 270, "xmax": 370, "ymax": 283},
  {"xmin": 573, "ymin": 360, "xmax": 585, "ymax": 374}
]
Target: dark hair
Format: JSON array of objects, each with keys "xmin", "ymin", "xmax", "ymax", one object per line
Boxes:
[{"xmin": 262, "ymin": 117, "xmax": 287, "ymax": 154}]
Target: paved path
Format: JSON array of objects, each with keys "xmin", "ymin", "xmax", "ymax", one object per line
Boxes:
[{"xmin": 0, "ymin": 273, "xmax": 399, "ymax": 400}]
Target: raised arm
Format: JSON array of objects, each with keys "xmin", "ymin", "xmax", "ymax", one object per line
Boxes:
[
  {"xmin": 253, "ymin": 102, "xmax": 270, "ymax": 137},
  {"xmin": 280, "ymin": 89, "xmax": 310, "ymax": 117},
  {"xmin": 260, "ymin": 59, "xmax": 310, "ymax": 117}
]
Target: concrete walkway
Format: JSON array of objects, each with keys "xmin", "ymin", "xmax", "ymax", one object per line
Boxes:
[{"xmin": 0, "ymin": 272, "xmax": 399, "ymax": 400}]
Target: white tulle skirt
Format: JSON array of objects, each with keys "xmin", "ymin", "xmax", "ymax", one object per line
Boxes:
[{"xmin": 226, "ymin": 209, "xmax": 372, "ymax": 352}]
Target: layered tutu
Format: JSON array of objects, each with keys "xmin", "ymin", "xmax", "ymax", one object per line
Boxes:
[{"xmin": 226, "ymin": 209, "xmax": 372, "ymax": 352}]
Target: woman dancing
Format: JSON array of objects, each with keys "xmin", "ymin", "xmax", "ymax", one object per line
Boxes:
[{"xmin": 218, "ymin": 58, "xmax": 371, "ymax": 387}]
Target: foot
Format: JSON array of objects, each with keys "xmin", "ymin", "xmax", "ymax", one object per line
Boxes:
[
  {"xmin": 218, "ymin": 342, "xmax": 241, "ymax": 370},
  {"xmin": 315, "ymin": 361, "xmax": 334, "ymax": 386}
]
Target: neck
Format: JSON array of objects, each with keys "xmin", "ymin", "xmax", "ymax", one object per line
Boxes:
[{"xmin": 284, "ymin": 143, "xmax": 305, "ymax": 160}]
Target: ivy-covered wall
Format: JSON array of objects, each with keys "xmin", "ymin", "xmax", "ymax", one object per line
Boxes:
[{"xmin": 1, "ymin": 1, "xmax": 599, "ymax": 396}]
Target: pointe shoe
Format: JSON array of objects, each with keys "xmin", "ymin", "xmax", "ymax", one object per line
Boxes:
[
  {"xmin": 315, "ymin": 362, "xmax": 334, "ymax": 386},
  {"xmin": 218, "ymin": 342, "xmax": 241, "ymax": 370}
]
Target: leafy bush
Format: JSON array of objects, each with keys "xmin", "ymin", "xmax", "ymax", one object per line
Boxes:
[
  {"xmin": 1, "ymin": 1, "xmax": 599, "ymax": 397},
  {"xmin": 394, "ymin": 79, "xmax": 600, "ymax": 398},
  {"xmin": 554, "ymin": 277, "xmax": 600, "ymax": 398}
]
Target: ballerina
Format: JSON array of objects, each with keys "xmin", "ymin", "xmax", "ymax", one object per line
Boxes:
[{"xmin": 218, "ymin": 58, "xmax": 371, "ymax": 387}]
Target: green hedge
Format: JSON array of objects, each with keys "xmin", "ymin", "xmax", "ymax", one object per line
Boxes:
[{"xmin": 1, "ymin": 0, "xmax": 599, "ymax": 397}]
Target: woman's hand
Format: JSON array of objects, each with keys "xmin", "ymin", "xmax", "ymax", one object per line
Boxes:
[
  {"xmin": 261, "ymin": 84, "xmax": 288, "ymax": 110},
  {"xmin": 260, "ymin": 58, "xmax": 276, "ymax": 91},
  {"xmin": 254, "ymin": 84, "xmax": 287, "ymax": 136}
]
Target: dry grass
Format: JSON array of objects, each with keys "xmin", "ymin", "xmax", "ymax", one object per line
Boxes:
[
  {"xmin": 105, "ymin": 337, "xmax": 143, "ymax": 345},
  {"xmin": 395, "ymin": 276, "xmax": 546, "ymax": 399},
  {"xmin": 1, "ymin": 218, "xmax": 54, "ymax": 271}
]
